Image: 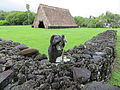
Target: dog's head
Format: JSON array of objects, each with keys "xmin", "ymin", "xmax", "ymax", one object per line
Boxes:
[
  {"xmin": 50, "ymin": 35, "xmax": 67, "ymax": 50},
  {"xmin": 50, "ymin": 35, "xmax": 66, "ymax": 45}
]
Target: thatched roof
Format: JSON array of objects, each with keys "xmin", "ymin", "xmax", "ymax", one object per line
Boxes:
[{"xmin": 32, "ymin": 4, "xmax": 77, "ymax": 28}]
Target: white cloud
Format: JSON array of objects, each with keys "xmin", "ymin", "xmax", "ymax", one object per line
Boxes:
[{"xmin": 0, "ymin": 0, "xmax": 120, "ymax": 17}]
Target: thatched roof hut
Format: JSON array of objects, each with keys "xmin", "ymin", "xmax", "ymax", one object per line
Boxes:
[{"xmin": 32, "ymin": 4, "xmax": 78, "ymax": 28}]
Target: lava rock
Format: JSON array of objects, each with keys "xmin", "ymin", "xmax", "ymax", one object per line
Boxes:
[
  {"xmin": 51, "ymin": 82, "xmax": 60, "ymax": 89},
  {"xmin": 81, "ymin": 81, "xmax": 120, "ymax": 90},
  {"xmin": 88, "ymin": 64, "xmax": 97, "ymax": 72},
  {"xmin": 40, "ymin": 59, "xmax": 49, "ymax": 64},
  {"xmin": 95, "ymin": 52, "xmax": 106, "ymax": 57},
  {"xmin": 10, "ymin": 80, "xmax": 36, "ymax": 90},
  {"xmin": 91, "ymin": 56, "xmax": 103, "ymax": 64},
  {"xmin": 72, "ymin": 67, "xmax": 91, "ymax": 83},
  {"xmin": 0, "ymin": 70, "xmax": 14, "ymax": 90},
  {"xmin": 34, "ymin": 54, "xmax": 48, "ymax": 61},
  {"xmin": 0, "ymin": 53, "xmax": 5, "ymax": 58},
  {"xmin": 14, "ymin": 44, "xmax": 29, "ymax": 50},
  {"xmin": 4, "ymin": 59, "xmax": 15, "ymax": 69},
  {"xmin": 35, "ymin": 75, "xmax": 45, "ymax": 81},
  {"xmin": 0, "ymin": 59, "xmax": 6, "ymax": 64},
  {"xmin": 0, "ymin": 64, "xmax": 5, "ymax": 73},
  {"xmin": 17, "ymin": 73, "xmax": 27, "ymax": 85},
  {"xmin": 20, "ymin": 48, "xmax": 39, "ymax": 56},
  {"xmin": 0, "ymin": 30, "xmax": 118, "ymax": 90},
  {"xmin": 39, "ymin": 83, "xmax": 50, "ymax": 90}
]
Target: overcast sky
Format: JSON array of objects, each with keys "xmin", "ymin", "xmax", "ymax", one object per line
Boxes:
[{"xmin": 0, "ymin": 0, "xmax": 120, "ymax": 17}]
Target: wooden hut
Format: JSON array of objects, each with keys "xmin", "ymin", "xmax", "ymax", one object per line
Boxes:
[{"xmin": 32, "ymin": 4, "xmax": 78, "ymax": 28}]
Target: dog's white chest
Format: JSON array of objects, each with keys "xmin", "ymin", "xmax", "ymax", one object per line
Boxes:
[{"xmin": 56, "ymin": 56, "xmax": 70, "ymax": 63}]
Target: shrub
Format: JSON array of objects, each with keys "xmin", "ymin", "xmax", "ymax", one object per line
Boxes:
[
  {"xmin": 6, "ymin": 11, "xmax": 35, "ymax": 25},
  {"xmin": 0, "ymin": 11, "xmax": 9, "ymax": 20},
  {"xmin": 0, "ymin": 20, "xmax": 9, "ymax": 25}
]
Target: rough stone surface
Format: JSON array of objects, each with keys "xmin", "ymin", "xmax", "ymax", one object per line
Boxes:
[
  {"xmin": 0, "ymin": 70, "xmax": 14, "ymax": 90},
  {"xmin": 14, "ymin": 44, "xmax": 29, "ymax": 50},
  {"xmin": 72, "ymin": 67, "xmax": 91, "ymax": 83},
  {"xmin": 0, "ymin": 59, "xmax": 6, "ymax": 64},
  {"xmin": 0, "ymin": 30, "xmax": 119, "ymax": 90},
  {"xmin": 64, "ymin": 30, "xmax": 117, "ymax": 81},
  {"xmin": 20, "ymin": 48, "xmax": 39, "ymax": 56},
  {"xmin": 34, "ymin": 54, "xmax": 48, "ymax": 61},
  {"xmin": 81, "ymin": 81, "xmax": 120, "ymax": 90}
]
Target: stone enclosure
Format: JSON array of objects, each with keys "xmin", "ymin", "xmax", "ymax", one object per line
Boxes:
[{"xmin": 0, "ymin": 30, "xmax": 120, "ymax": 90}]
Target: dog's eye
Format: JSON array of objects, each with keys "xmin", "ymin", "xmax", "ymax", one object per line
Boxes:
[{"xmin": 55, "ymin": 38, "xmax": 59, "ymax": 40}]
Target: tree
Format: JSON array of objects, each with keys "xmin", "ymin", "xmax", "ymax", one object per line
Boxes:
[
  {"xmin": 74, "ymin": 16, "xmax": 86, "ymax": 27},
  {"xmin": 6, "ymin": 11, "xmax": 35, "ymax": 25},
  {"xmin": 26, "ymin": 4, "xmax": 30, "ymax": 25},
  {"xmin": 0, "ymin": 11, "xmax": 9, "ymax": 20},
  {"xmin": 74, "ymin": 11, "xmax": 120, "ymax": 28},
  {"xmin": 98, "ymin": 11, "xmax": 120, "ymax": 28}
]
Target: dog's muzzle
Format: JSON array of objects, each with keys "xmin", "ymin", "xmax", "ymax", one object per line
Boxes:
[{"xmin": 56, "ymin": 39, "xmax": 67, "ymax": 50}]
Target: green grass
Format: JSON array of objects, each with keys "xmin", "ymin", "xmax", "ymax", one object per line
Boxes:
[
  {"xmin": 107, "ymin": 34, "xmax": 120, "ymax": 86},
  {"xmin": 0, "ymin": 25, "xmax": 120, "ymax": 86},
  {"xmin": 0, "ymin": 25, "xmax": 108, "ymax": 54}
]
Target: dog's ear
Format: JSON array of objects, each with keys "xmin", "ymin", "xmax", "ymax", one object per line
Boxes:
[
  {"xmin": 61, "ymin": 35, "xmax": 65, "ymax": 38},
  {"xmin": 61, "ymin": 35, "xmax": 67, "ymax": 47},
  {"xmin": 50, "ymin": 35, "xmax": 56, "ymax": 45}
]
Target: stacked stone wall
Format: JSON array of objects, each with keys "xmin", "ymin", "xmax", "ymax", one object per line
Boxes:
[{"xmin": 0, "ymin": 30, "xmax": 119, "ymax": 90}]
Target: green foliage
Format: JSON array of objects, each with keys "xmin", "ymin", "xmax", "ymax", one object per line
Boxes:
[
  {"xmin": 99, "ymin": 11, "xmax": 120, "ymax": 28},
  {"xmin": 74, "ymin": 16, "xmax": 86, "ymax": 27},
  {"xmin": 74, "ymin": 11, "xmax": 120, "ymax": 28},
  {"xmin": 6, "ymin": 11, "xmax": 35, "ymax": 25},
  {"xmin": 86, "ymin": 16, "xmax": 104, "ymax": 28},
  {"xmin": 0, "ymin": 20, "xmax": 9, "ymax": 25},
  {"xmin": 0, "ymin": 11, "xmax": 9, "ymax": 20},
  {"xmin": 26, "ymin": 4, "xmax": 30, "ymax": 11}
]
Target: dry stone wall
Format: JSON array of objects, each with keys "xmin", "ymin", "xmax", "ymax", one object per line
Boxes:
[
  {"xmin": 0, "ymin": 30, "xmax": 119, "ymax": 90},
  {"xmin": 64, "ymin": 30, "xmax": 117, "ymax": 82}
]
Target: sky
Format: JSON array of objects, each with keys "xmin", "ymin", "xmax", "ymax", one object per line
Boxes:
[{"xmin": 0, "ymin": 0, "xmax": 120, "ymax": 17}]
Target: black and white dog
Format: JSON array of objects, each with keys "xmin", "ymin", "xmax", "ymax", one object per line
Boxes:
[{"xmin": 48, "ymin": 35, "xmax": 67, "ymax": 63}]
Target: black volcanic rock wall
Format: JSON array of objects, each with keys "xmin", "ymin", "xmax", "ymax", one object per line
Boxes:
[
  {"xmin": 0, "ymin": 30, "xmax": 119, "ymax": 90},
  {"xmin": 64, "ymin": 30, "xmax": 117, "ymax": 82}
]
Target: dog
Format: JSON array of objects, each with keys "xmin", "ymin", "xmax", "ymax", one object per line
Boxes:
[{"xmin": 48, "ymin": 35, "xmax": 67, "ymax": 63}]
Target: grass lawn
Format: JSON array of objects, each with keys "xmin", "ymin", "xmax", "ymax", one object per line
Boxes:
[{"xmin": 0, "ymin": 25, "xmax": 120, "ymax": 86}]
